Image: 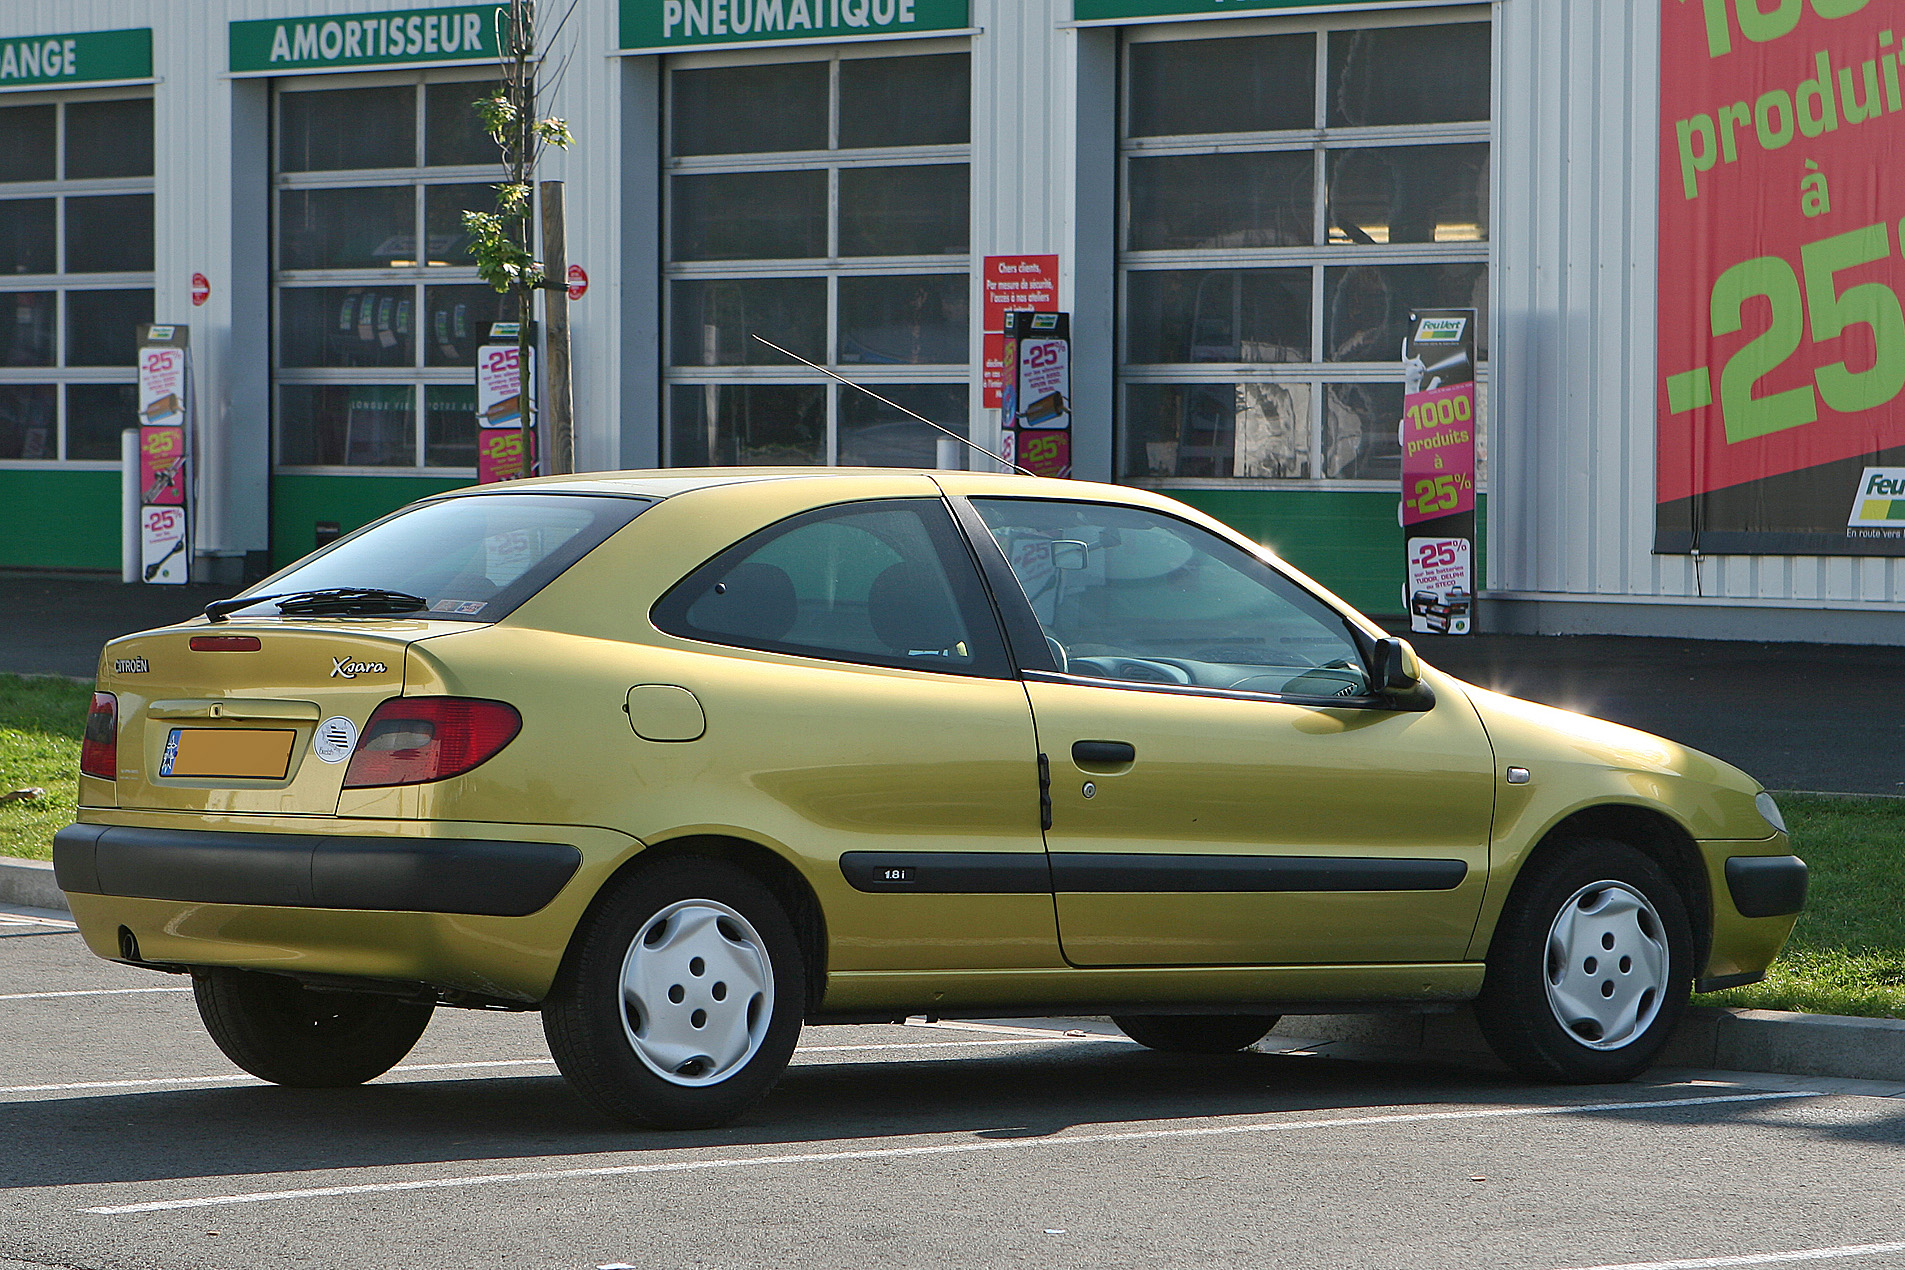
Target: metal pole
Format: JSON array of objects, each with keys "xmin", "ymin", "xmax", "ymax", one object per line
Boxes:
[
  {"xmin": 541, "ymin": 179, "xmax": 573, "ymax": 475},
  {"xmin": 121, "ymin": 428, "xmax": 140, "ymax": 583}
]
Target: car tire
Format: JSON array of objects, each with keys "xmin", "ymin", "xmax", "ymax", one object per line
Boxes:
[
  {"xmin": 1110, "ymin": 1014, "xmax": 1281, "ymax": 1054},
  {"xmin": 542, "ymin": 856, "xmax": 805, "ymax": 1130},
  {"xmin": 1474, "ymin": 838, "xmax": 1693, "ymax": 1083},
  {"xmin": 192, "ymin": 968, "xmax": 434, "ymax": 1088}
]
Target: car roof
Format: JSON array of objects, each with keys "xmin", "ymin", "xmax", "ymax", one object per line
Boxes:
[{"xmin": 425, "ymin": 467, "xmax": 1170, "ymax": 506}]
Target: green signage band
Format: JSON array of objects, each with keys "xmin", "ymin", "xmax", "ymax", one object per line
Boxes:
[
  {"xmin": 0, "ymin": 28, "xmax": 151, "ymax": 88},
  {"xmin": 230, "ymin": 6, "xmax": 504, "ymax": 74},
  {"xmin": 622, "ymin": 0, "xmax": 970, "ymax": 51},
  {"xmin": 1074, "ymin": 0, "xmax": 1423, "ymax": 18}
]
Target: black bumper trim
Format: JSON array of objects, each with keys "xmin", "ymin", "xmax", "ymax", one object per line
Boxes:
[
  {"xmin": 53, "ymin": 823, "xmax": 581, "ymax": 917},
  {"xmin": 1724, "ymin": 854, "xmax": 1809, "ymax": 919}
]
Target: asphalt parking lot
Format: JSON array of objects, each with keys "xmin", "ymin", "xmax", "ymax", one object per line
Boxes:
[{"xmin": 4, "ymin": 909, "xmax": 1902, "ymax": 1270}]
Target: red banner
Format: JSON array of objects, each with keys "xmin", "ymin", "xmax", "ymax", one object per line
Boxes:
[{"xmin": 1658, "ymin": 1, "xmax": 1905, "ymax": 552}]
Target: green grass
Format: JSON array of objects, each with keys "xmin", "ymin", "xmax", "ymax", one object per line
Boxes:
[
  {"xmin": 0, "ymin": 673, "xmax": 92, "ymax": 863},
  {"xmin": 1696, "ymin": 792, "xmax": 1905, "ymax": 1020},
  {"xmin": 2, "ymin": 677, "xmax": 1900, "ymax": 1017}
]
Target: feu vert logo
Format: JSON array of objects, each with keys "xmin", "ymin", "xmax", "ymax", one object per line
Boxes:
[
  {"xmin": 1848, "ymin": 468, "xmax": 1905, "ymax": 528},
  {"xmin": 1415, "ymin": 318, "xmax": 1467, "ymax": 343}
]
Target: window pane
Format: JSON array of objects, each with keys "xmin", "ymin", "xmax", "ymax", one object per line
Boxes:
[
  {"xmin": 1123, "ymin": 382, "xmax": 1310, "ymax": 479},
  {"xmin": 425, "ymin": 82, "xmax": 502, "ymax": 166},
  {"xmin": 658, "ymin": 501, "xmax": 992, "ymax": 672},
  {"xmin": 1323, "ymin": 382, "xmax": 1402, "ymax": 480},
  {"xmin": 422, "ymin": 183, "xmax": 498, "ymax": 266},
  {"xmin": 1128, "ymin": 152, "xmax": 1312, "ymax": 251},
  {"xmin": 971, "ymin": 498, "xmax": 1365, "ymax": 695},
  {"xmin": 667, "ymin": 383, "xmax": 824, "ymax": 466},
  {"xmin": 669, "ymin": 278, "xmax": 825, "ymax": 366},
  {"xmin": 280, "ymin": 383, "xmax": 415, "ymax": 466},
  {"xmin": 838, "ymin": 383, "xmax": 966, "ymax": 468},
  {"xmin": 279, "ymin": 186, "xmax": 417, "ymax": 270},
  {"xmin": 1129, "ymin": 35, "xmax": 1313, "ymax": 137},
  {"xmin": 671, "ymin": 63, "xmax": 827, "ymax": 156},
  {"xmin": 65, "ymin": 99, "xmax": 154, "ymax": 179},
  {"xmin": 671, "ymin": 170, "xmax": 827, "ymax": 261},
  {"xmin": 0, "ymin": 106, "xmax": 55, "ymax": 182},
  {"xmin": 65, "ymin": 195, "xmax": 155, "ymax": 272},
  {"xmin": 281, "ymin": 286, "xmax": 416, "ymax": 368},
  {"xmin": 0, "ymin": 384, "xmax": 57, "ymax": 460},
  {"xmin": 0, "ymin": 199, "xmax": 56, "ymax": 275},
  {"xmin": 1323, "ymin": 263, "xmax": 1487, "ymax": 362},
  {"xmin": 1327, "ymin": 24, "xmax": 1490, "ymax": 127},
  {"xmin": 0, "ymin": 291, "xmax": 56, "ymax": 366},
  {"xmin": 279, "ymin": 86, "xmax": 416, "ymax": 172},
  {"xmin": 66, "ymin": 289, "xmax": 152, "ymax": 365},
  {"xmin": 1326, "ymin": 144, "xmax": 1489, "ymax": 245},
  {"xmin": 840, "ymin": 55, "xmax": 970, "ymax": 148},
  {"xmin": 66, "ymin": 382, "xmax": 138, "ymax": 460},
  {"xmin": 424, "ymin": 384, "xmax": 476, "ymax": 468},
  {"xmin": 838, "ymin": 164, "xmax": 968, "ymax": 256},
  {"xmin": 1126, "ymin": 269, "xmax": 1310, "ymax": 364},
  {"xmin": 839, "ymin": 274, "xmax": 968, "ymax": 365},
  {"xmin": 424, "ymin": 284, "xmax": 510, "ymax": 367}
]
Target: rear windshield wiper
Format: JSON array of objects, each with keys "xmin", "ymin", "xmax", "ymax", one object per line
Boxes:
[{"xmin": 205, "ymin": 588, "xmax": 428, "ymax": 623}]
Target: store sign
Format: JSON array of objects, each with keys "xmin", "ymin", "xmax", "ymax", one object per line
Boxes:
[
  {"xmin": 0, "ymin": 28, "xmax": 150, "ymax": 88},
  {"xmin": 230, "ymin": 6, "xmax": 502, "ymax": 74},
  {"xmin": 1400, "ymin": 308, "xmax": 1476, "ymax": 635},
  {"xmin": 1658, "ymin": 1, "xmax": 1905, "ymax": 556},
  {"xmin": 622, "ymin": 0, "xmax": 970, "ymax": 51},
  {"xmin": 1002, "ymin": 311, "xmax": 1072, "ymax": 478},
  {"xmin": 1072, "ymin": 0, "xmax": 1421, "ymax": 20},
  {"xmin": 137, "ymin": 326, "xmax": 192, "ymax": 585}
]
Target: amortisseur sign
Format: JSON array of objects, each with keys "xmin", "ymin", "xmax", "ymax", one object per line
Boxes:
[{"xmin": 1658, "ymin": 0, "xmax": 1905, "ymax": 555}]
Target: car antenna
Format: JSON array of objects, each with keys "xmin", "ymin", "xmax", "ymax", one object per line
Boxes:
[{"xmin": 750, "ymin": 333, "xmax": 1038, "ymax": 477}]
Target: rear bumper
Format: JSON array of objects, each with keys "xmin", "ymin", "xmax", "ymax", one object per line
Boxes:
[{"xmin": 54, "ymin": 822, "xmax": 581, "ymax": 918}]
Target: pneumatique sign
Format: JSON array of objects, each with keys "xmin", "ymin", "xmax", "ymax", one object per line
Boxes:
[
  {"xmin": 621, "ymin": 0, "xmax": 970, "ymax": 51},
  {"xmin": 1657, "ymin": 0, "xmax": 1905, "ymax": 556}
]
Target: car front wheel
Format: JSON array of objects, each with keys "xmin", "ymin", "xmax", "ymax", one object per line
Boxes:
[
  {"xmin": 1110, "ymin": 1014, "xmax": 1281, "ymax": 1053},
  {"xmin": 542, "ymin": 856, "xmax": 805, "ymax": 1129},
  {"xmin": 1475, "ymin": 839, "xmax": 1692, "ymax": 1083},
  {"xmin": 193, "ymin": 968, "xmax": 434, "ymax": 1087}
]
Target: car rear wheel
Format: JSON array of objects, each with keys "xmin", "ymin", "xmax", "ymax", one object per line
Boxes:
[
  {"xmin": 1110, "ymin": 1014, "xmax": 1281, "ymax": 1053},
  {"xmin": 542, "ymin": 856, "xmax": 805, "ymax": 1129},
  {"xmin": 1474, "ymin": 839, "xmax": 1692, "ymax": 1083},
  {"xmin": 192, "ymin": 968, "xmax": 434, "ymax": 1087}
]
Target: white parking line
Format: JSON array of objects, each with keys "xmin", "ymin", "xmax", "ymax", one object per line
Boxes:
[
  {"xmin": 81, "ymin": 1089, "xmax": 1817, "ymax": 1215},
  {"xmin": 0, "ymin": 1036, "xmax": 1094, "ymax": 1096},
  {"xmin": 0, "ymin": 986, "xmax": 191, "ymax": 1001},
  {"xmin": 1553, "ymin": 1240, "xmax": 1905, "ymax": 1269}
]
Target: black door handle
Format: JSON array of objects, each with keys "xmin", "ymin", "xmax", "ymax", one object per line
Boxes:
[{"xmin": 1072, "ymin": 740, "xmax": 1136, "ymax": 766}]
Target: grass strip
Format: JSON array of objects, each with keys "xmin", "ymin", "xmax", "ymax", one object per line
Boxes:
[{"xmin": 2, "ymin": 678, "xmax": 1899, "ymax": 1018}]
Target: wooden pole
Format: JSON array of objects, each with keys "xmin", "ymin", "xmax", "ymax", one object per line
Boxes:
[{"xmin": 541, "ymin": 180, "xmax": 573, "ymax": 475}]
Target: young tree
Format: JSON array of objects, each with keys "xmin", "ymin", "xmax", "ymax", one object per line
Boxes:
[{"xmin": 463, "ymin": 0, "xmax": 574, "ymax": 476}]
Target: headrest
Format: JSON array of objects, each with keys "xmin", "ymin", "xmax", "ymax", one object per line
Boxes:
[
  {"xmin": 691, "ymin": 561, "xmax": 797, "ymax": 643},
  {"xmin": 868, "ymin": 562, "xmax": 962, "ymax": 654}
]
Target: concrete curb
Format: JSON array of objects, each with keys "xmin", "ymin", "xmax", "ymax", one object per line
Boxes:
[
  {"xmin": 0, "ymin": 855, "xmax": 67, "ymax": 913},
  {"xmin": 1274, "ymin": 1003, "xmax": 1905, "ymax": 1085}
]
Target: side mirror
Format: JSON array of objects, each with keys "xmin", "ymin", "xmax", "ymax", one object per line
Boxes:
[{"xmin": 1372, "ymin": 637, "xmax": 1433, "ymax": 710}]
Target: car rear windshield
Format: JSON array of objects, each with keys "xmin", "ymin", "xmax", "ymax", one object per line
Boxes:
[{"xmin": 225, "ymin": 493, "xmax": 653, "ymax": 622}]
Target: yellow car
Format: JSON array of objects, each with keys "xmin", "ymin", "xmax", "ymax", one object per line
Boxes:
[{"xmin": 55, "ymin": 470, "xmax": 1805, "ymax": 1128}]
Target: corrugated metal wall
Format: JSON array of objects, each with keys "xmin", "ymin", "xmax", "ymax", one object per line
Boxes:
[{"xmin": 1492, "ymin": 0, "xmax": 1905, "ymax": 629}]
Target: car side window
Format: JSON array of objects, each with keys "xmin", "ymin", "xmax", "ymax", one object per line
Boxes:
[
  {"xmin": 970, "ymin": 497, "xmax": 1371, "ymax": 698},
  {"xmin": 653, "ymin": 499, "xmax": 1010, "ymax": 677}
]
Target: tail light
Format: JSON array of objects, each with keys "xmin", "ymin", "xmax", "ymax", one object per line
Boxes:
[
  {"xmin": 80, "ymin": 692, "xmax": 117, "ymax": 779},
  {"xmin": 343, "ymin": 697, "xmax": 521, "ymax": 788}
]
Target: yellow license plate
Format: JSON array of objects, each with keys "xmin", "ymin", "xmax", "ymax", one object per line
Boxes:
[{"xmin": 160, "ymin": 728, "xmax": 298, "ymax": 780}]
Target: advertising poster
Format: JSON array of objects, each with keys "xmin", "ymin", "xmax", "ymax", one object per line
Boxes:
[
  {"xmin": 1658, "ymin": 2, "xmax": 1905, "ymax": 554},
  {"xmin": 137, "ymin": 326, "xmax": 190, "ymax": 584},
  {"xmin": 1002, "ymin": 310, "xmax": 1072, "ymax": 478},
  {"xmin": 1400, "ymin": 308, "xmax": 1477, "ymax": 634},
  {"xmin": 982, "ymin": 255, "xmax": 1057, "ymax": 407},
  {"xmin": 475, "ymin": 327, "xmax": 534, "ymax": 484}
]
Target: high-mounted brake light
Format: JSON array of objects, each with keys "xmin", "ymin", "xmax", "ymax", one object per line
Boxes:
[
  {"xmin": 342, "ymin": 697, "xmax": 522, "ymax": 788},
  {"xmin": 190, "ymin": 635, "xmax": 262, "ymax": 651},
  {"xmin": 80, "ymin": 692, "xmax": 117, "ymax": 779}
]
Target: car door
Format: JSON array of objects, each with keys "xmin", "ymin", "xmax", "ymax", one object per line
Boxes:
[
  {"xmin": 956, "ymin": 493, "xmax": 1495, "ymax": 968},
  {"xmin": 643, "ymin": 494, "xmax": 1058, "ymax": 974}
]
